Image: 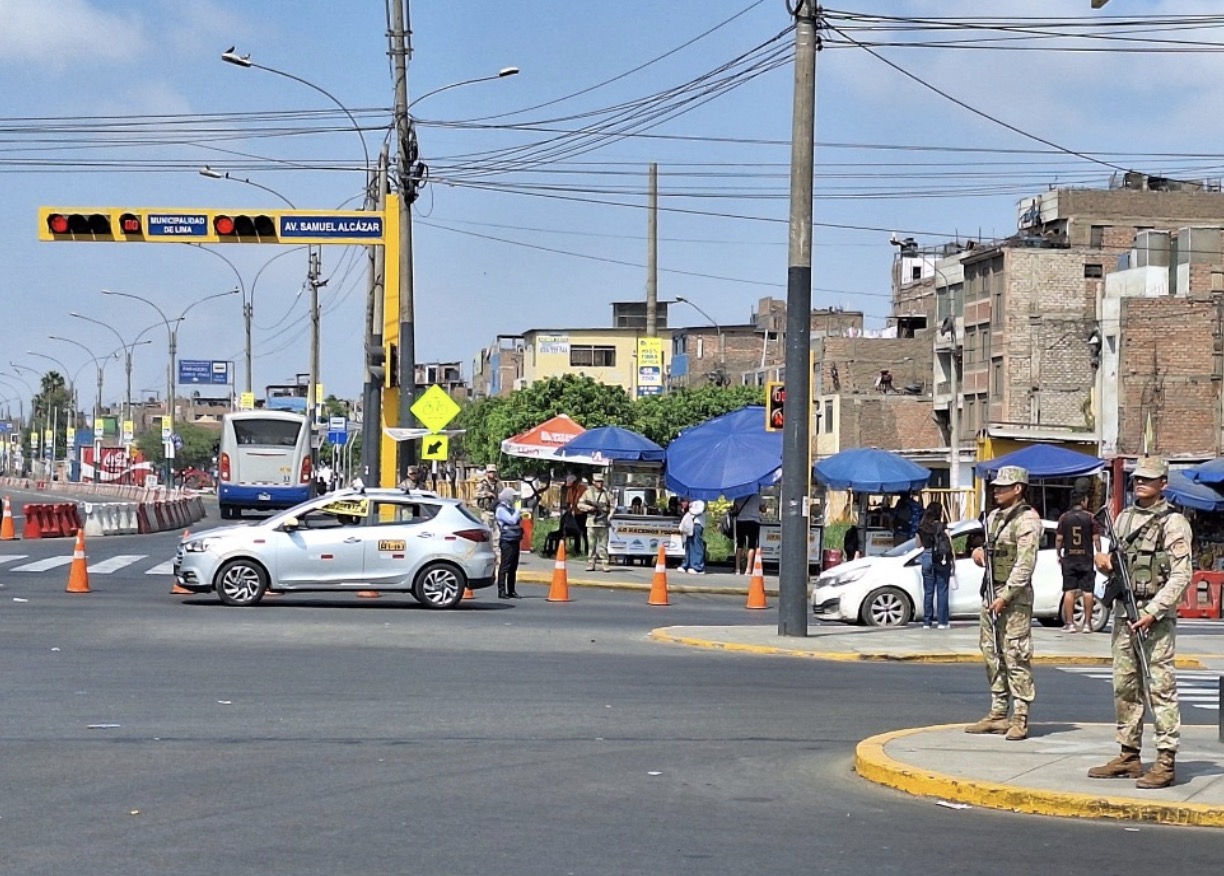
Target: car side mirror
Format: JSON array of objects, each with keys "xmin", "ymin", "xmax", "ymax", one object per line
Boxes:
[{"xmin": 279, "ymin": 517, "xmax": 301, "ymax": 531}]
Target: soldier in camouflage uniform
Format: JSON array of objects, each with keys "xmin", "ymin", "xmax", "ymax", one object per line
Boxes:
[
  {"xmin": 1088, "ymin": 457, "xmax": 1193, "ymax": 789},
  {"xmin": 965, "ymin": 465, "xmax": 1042, "ymax": 741},
  {"xmin": 475, "ymin": 464, "xmax": 502, "ymax": 572}
]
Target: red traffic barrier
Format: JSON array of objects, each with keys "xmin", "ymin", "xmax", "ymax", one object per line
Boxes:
[
  {"xmin": 1178, "ymin": 571, "xmax": 1224, "ymax": 620},
  {"xmin": 22, "ymin": 503, "xmax": 41, "ymax": 539}
]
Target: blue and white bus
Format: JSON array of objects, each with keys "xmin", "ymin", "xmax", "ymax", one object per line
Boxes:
[{"xmin": 218, "ymin": 411, "xmax": 313, "ymax": 519}]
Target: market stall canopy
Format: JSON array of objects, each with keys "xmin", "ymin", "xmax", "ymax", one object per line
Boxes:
[
  {"xmin": 500, "ymin": 414, "xmax": 602, "ymax": 465},
  {"xmin": 814, "ymin": 447, "xmax": 931, "ymax": 493},
  {"xmin": 1164, "ymin": 469, "xmax": 1224, "ymax": 512},
  {"xmin": 557, "ymin": 425, "xmax": 666, "ymax": 463},
  {"xmin": 664, "ymin": 406, "xmax": 782, "ymax": 501},
  {"xmin": 976, "ymin": 444, "xmax": 1104, "ymax": 478},
  {"xmin": 1187, "ymin": 457, "xmax": 1224, "ymax": 486}
]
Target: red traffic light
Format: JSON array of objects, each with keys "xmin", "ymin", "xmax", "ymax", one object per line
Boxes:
[
  {"xmin": 48, "ymin": 213, "xmax": 70, "ymax": 234},
  {"xmin": 213, "ymin": 213, "xmax": 275, "ymax": 240},
  {"xmin": 214, "ymin": 215, "xmax": 236, "ymax": 236},
  {"xmin": 45, "ymin": 212, "xmax": 112, "ymax": 237},
  {"xmin": 118, "ymin": 212, "xmax": 142, "ymax": 235}
]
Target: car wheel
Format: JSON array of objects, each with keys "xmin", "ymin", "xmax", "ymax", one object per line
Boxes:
[
  {"xmin": 220, "ymin": 506, "xmax": 235, "ymax": 521},
  {"xmin": 414, "ymin": 562, "xmax": 466, "ymax": 609},
  {"xmin": 215, "ymin": 559, "xmax": 269, "ymax": 606},
  {"xmin": 860, "ymin": 586, "xmax": 913, "ymax": 627}
]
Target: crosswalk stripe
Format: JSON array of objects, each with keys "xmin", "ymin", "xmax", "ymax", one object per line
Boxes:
[
  {"xmin": 0, "ymin": 555, "xmax": 29, "ymax": 565},
  {"xmin": 145, "ymin": 561, "xmax": 174, "ymax": 575},
  {"xmin": 11, "ymin": 557, "xmax": 74, "ymax": 572},
  {"xmin": 87, "ymin": 555, "xmax": 145, "ymax": 574},
  {"xmin": 1059, "ymin": 665, "xmax": 1221, "ymax": 710}
]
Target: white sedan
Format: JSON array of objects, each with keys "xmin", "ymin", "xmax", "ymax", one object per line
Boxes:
[{"xmin": 810, "ymin": 519, "xmax": 1108, "ymax": 630}]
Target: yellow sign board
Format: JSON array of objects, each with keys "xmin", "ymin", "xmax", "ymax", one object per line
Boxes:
[
  {"xmin": 410, "ymin": 385, "xmax": 461, "ymax": 433},
  {"xmin": 421, "ymin": 433, "xmax": 449, "ymax": 461},
  {"xmin": 377, "ymin": 539, "xmax": 406, "ymax": 552},
  {"xmin": 239, "ymin": 392, "xmax": 255, "ymax": 411},
  {"xmin": 320, "ymin": 499, "xmax": 369, "ymax": 518}
]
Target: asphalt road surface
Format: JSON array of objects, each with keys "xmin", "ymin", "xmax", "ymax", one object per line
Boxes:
[{"xmin": 3, "ymin": 530, "xmax": 1222, "ymax": 876}]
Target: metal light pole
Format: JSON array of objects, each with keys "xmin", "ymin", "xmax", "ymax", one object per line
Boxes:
[
  {"xmin": 69, "ymin": 313, "xmax": 160, "ymax": 443},
  {"xmin": 101, "ymin": 289, "xmax": 238, "ymax": 484},
  {"xmin": 674, "ymin": 296, "xmax": 726, "ymax": 386},
  {"xmin": 48, "ymin": 336, "xmax": 110, "ymax": 483}
]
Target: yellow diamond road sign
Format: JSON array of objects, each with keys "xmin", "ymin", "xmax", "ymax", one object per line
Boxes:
[
  {"xmin": 421, "ymin": 433, "xmax": 449, "ymax": 461},
  {"xmin": 411, "ymin": 385, "xmax": 461, "ymax": 433}
]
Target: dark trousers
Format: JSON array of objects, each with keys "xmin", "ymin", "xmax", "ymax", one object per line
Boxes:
[{"xmin": 497, "ymin": 538, "xmax": 521, "ymax": 595}]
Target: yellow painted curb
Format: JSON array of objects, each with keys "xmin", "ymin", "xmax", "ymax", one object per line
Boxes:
[
  {"xmin": 516, "ymin": 570, "xmax": 771, "ymax": 597},
  {"xmin": 855, "ymin": 724, "xmax": 1224, "ymax": 828},
  {"xmin": 648, "ymin": 629, "xmax": 1207, "ymax": 668}
]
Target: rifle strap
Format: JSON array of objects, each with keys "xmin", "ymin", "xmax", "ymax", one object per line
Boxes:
[{"xmin": 1117, "ymin": 507, "xmax": 1174, "ymax": 552}]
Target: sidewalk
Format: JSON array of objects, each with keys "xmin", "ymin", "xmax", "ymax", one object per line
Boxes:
[{"xmin": 514, "ymin": 551, "xmax": 1224, "ymax": 827}]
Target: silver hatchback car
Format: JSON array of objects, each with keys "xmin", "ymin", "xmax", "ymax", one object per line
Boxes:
[{"xmin": 174, "ymin": 488, "xmax": 496, "ymax": 608}]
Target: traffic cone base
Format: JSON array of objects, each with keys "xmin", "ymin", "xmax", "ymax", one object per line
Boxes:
[
  {"xmin": 171, "ymin": 529, "xmax": 193, "ymax": 593},
  {"xmin": 745, "ymin": 549, "xmax": 767, "ymax": 610},
  {"xmin": 357, "ymin": 590, "xmax": 381, "ymax": 598},
  {"xmin": 0, "ymin": 496, "xmax": 17, "ymax": 541},
  {"xmin": 463, "ymin": 586, "xmax": 476, "ymax": 600},
  {"xmin": 547, "ymin": 541, "xmax": 571, "ymax": 602},
  {"xmin": 647, "ymin": 545, "xmax": 670, "ymax": 606},
  {"xmin": 66, "ymin": 529, "xmax": 91, "ymax": 593}
]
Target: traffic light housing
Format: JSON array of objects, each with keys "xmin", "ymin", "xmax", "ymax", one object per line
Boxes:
[
  {"xmin": 765, "ymin": 381, "xmax": 785, "ymax": 432},
  {"xmin": 213, "ymin": 213, "xmax": 276, "ymax": 242},
  {"xmin": 366, "ymin": 343, "xmax": 387, "ymax": 383},
  {"xmin": 45, "ymin": 212, "xmax": 112, "ymax": 240},
  {"xmin": 386, "ymin": 343, "xmax": 399, "ymax": 388}
]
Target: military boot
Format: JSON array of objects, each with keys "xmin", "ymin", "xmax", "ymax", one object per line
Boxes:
[
  {"xmin": 1087, "ymin": 747, "xmax": 1142, "ymax": 779},
  {"xmin": 1135, "ymin": 751, "xmax": 1176, "ymax": 789},
  {"xmin": 1005, "ymin": 714, "xmax": 1029, "ymax": 741},
  {"xmin": 964, "ymin": 713, "xmax": 1010, "ymax": 735}
]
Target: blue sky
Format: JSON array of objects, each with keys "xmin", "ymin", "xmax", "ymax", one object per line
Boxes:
[{"xmin": 3, "ymin": 0, "xmax": 1223, "ymax": 410}]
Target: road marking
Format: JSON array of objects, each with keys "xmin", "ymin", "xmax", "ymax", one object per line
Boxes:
[
  {"xmin": 145, "ymin": 560, "xmax": 175, "ymax": 575},
  {"xmin": 87, "ymin": 555, "xmax": 145, "ymax": 574},
  {"xmin": 1060, "ymin": 666, "xmax": 1221, "ymax": 711},
  {"xmin": 0, "ymin": 555, "xmax": 29, "ymax": 565},
  {"xmin": 11, "ymin": 557, "xmax": 74, "ymax": 572}
]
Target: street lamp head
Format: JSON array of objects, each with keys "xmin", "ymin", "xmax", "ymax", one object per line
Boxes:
[
  {"xmin": 221, "ymin": 49, "xmax": 252, "ymax": 68},
  {"xmin": 200, "ymin": 166, "xmax": 224, "ymax": 179},
  {"xmin": 675, "ymin": 295, "xmax": 689, "ymax": 303},
  {"xmin": 498, "ymin": 67, "xmax": 520, "ymax": 78}
]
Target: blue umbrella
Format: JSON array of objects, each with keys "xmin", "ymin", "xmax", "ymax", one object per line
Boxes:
[
  {"xmin": 814, "ymin": 447, "xmax": 932, "ymax": 493},
  {"xmin": 976, "ymin": 444, "xmax": 1102, "ymax": 478},
  {"xmin": 664, "ymin": 406, "xmax": 782, "ymax": 500},
  {"xmin": 1165, "ymin": 469, "xmax": 1224, "ymax": 511},
  {"xmin": 1187, "ymin": 457, "xmax": 1224, "ymax": 485},
  {"xmin": 556, "ymin": 425, "xmax": 666, "ymax": 463}
]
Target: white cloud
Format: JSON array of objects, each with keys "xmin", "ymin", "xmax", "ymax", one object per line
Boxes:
[{"xmin": 0, "ymin": 0, "xmax": 145, "ymax": 68}]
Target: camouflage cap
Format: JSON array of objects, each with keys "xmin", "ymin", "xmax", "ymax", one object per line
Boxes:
[
  {"xmin": 1132, "ymin": 456, "xmax": 1168, "ymax": 479},
  {"xmin": 992, "ymin": 465, "xmax": 1029, "ymax": 486}
]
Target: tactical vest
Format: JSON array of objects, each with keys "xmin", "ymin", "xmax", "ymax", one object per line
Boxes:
[
  {"xmin": 988, "ymin": 503, "xmax": 1030, "ymax": 584},
  {"xmin": 1119, "ymin": 508, "xmax": 1173, "ymax": 599}
]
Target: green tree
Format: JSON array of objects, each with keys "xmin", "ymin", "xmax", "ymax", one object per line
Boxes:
[
  {"xmin": 134, "ymin": 421, "xmax": 220, "ymax": 472},
  {"xmin": 30, "ymin": 371, "xmax": 74, "ymax": 458},
  {"xmin": 631, "ymin": 384, "xmax": 764, "ymax": 446}
]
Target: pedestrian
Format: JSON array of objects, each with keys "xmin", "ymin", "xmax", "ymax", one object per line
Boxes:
[
  {"xmin": 731, "ymin": 491, "xmax": 764, "ymax": 575},
  {"xmin": 495, "ymin": 487, "xmax": 524, "ymax": 599},
  {"xmin": 475, "ymin": 464, "xmax": 501, "ymax": 572},
  {"xmin": 917, "ymin": 500, "xmax": 953, "ymax": 629},
  {"xmin": 577, "ymin": 471, "xmax": 613, "ymax": 572},
  {"xmin": 1056, "ymin": 486, "xmax": 1102, "ymax": 632},
  {"xmin": 679, "ymin": 498, "xmax": 707, "ymax": 574},
  {"xmin": 842, "ymin": 523, "xmax": 861, "ymax": 561},
  {"xmin": 891, "ymin": 491, "xmax": 923, "ymax": 543},
  {"xmin": 1087, "ymin": 457, "xmax": 1193, "ymax": 789},
  {"xmin": 398, "ymin": 465, "xmax": 423, "ymax": 491},
  {"xmin": 965, "ymin": 465, "xmax": 1042, "ymax": 741}
]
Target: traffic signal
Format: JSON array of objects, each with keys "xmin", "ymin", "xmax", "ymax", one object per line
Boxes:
[
  {"xmin": 366, "ymin": 343, "xmax": 387, "ymax": 383},
  {"xmin": 213, "ymin": 213, "xmax": 276, "ymax": 242},
  {"xmin": 117, "ymin": 212, "xmax": 144, "ymax": 237},
  {"xmin": 386, "ymin": 343, "xmax": 399, "ymax": 388},
  {"xmin": 765, "ymin": 381, "xmax": 785, "ymax": 432},
  {"xmin": 45, "ymin": 211, "xmax": 112, "ymax": 240}
]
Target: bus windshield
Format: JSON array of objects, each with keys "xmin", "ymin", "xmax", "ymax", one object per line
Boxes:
[{"xmin": 234, "ymin": 419, "xmax": 302, "ymax": 447}]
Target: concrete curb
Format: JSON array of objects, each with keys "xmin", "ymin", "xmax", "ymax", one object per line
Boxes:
[
  {"xmin": 855, "ymin": 723, "xmax": 1224, "ymax": 828},
  {"xmin": 647, "ymin": 627, "xmax": 1208, "ymax": 668}
]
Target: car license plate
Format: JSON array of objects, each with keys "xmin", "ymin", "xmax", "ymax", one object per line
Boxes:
[{"xmin": 257, "ymin": 492, "xmax": 272, "ymax": 501}]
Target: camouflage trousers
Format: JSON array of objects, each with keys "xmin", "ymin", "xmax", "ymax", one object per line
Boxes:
[
  {"xmin": 1111, "ymin": 610, "xmax": 1180, "ymax": 753},
  {"xmin": 481, "ymin": 511, "xmax": 501, "ymax": 573},
  {"xmin": 587, "ymin": 525, "xmax": 610, "ymax": 567},
  {"xmin": 978, "ymin": 594, "xmax": 1035, "ymax": 716}
]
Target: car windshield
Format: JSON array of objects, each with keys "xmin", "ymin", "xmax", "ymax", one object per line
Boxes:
[{"xmin": 881, "ymin": 536, "xmax": 918, "ymax": 558}]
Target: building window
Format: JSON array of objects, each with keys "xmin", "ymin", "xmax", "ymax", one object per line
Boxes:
[
  {"xmin": 570, "ymin": 345, "xmax": 616, "ymax": 368},
  {"xmin": 992, "ymin": 358, "xmax": 1004, "ymax": 395},
  {"xmin": 965, "ymin": 396, "xmax": 976, "ymax": 432},
  {"xmin": 1084, "ymin": 263, "xmax": 1103, "ymax": 279},
  {"xmin": 824, "ymin": 399, "xmax": 834, "ymax": 433},
  {"xmin": 1090, "ymin": 225, "xmax": 1105, "ymax": 249},
  {"xmin": 963, "ymin": 327, "xmax": 976, "ymax": 363}
]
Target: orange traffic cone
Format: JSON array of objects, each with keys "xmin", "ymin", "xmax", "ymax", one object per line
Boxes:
[
  {"xmin": 0, "ymin": 496, "xmax": 17, "ymax": 540},
  {"xmin": 66, "ymin": 529, "xmax": 91, "ymax": 593},
  {"xmin": 745, "ymin": 549, "xmax": 767, "ymax": 610},
  {"xmin": 357, "ymin": 590, "xmax": 381, "ymax": 599},
  {"xmin": 463, "ymin": 585, "xmax": 476, "ymax": 600},
  {"xmin": 647, "ymin": 544, "xmax": 670, "ymax": 606},
  {"xmin": 171, "ymin": 530, "xmax": 194, "ymax": 594},
  {"xmin": 546, "ymin": 541, "xmax": 571, "ymax": 602}
]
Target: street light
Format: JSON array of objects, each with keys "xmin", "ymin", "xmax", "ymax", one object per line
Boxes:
[
  {"xmin": 48, "ymin": 335, "xmax": 113, "ymax": 483},
  {"xmin": 69, "ymin": 313, "xmax": 160, "ymax": 440},
  {"xmin": 674, "ymin": 296, "xmax": 727, "ymax": 386},
  {"xmin": 407, "ymin": 68, "xmax": 520, "ymax": 112},
  {"xmin": 100, "ymin": 288, "xmax": 239, "ymax": 484}
]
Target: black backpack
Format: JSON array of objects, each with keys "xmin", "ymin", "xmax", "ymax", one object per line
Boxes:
[{"xmin": 933, "ymin": 522, "xmax": 953, "ymax": 568}]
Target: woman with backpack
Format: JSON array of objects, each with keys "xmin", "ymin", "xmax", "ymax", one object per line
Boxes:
[{"xmin": 917, "ymin": 500, "xmax": 953, "ymax": 629}]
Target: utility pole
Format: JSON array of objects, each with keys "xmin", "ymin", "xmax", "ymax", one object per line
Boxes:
[
  {"xmin": 779, "ymin": 1, "xmax": 821, "ymax": 638},
  {"xmin": 390, "ymin": 0, "xmax": 417, "ymax": 483},
  {"xmin": 308, "ymin": 249, "xmax": 326, "ymax": 469},
  {"xmin": 646, "ymin": 163, "xmax": 658, "ymax": 337},
  {"xmin": 363, "ymin": 145, "xmax": 389, "ymax": 484}
]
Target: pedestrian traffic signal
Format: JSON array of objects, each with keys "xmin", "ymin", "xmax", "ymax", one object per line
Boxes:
[
  {"xmin": 213, "ymin": 213, "xmax": 276, "ymax": 241},
  {"xmin": 44, "ymin": 211, "xmax": 113, "ymax": 240},
  {"xmin": 765, "ymin": 381, "xmax": 785, "ymax": 432},
  {"xmin": 117, "ymin": 212, "xmax": 144, "ymax": 237}
]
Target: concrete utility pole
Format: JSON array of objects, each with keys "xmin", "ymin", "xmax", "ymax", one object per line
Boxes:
[
  {"xmin": 308, "ymin": 249, "xmax": 326, "ymax": 467},
  {"xmin": 390, "ymin": 0, "xmax": 417, "ymax": 483},
  {"xmin": 779, "ymin": 1, "xmax": 821, "ymax": 638},
  {"xmin": 363, "ymin": 145, "xmax": 390, "ymax": 484},
  {"xmin": 647, "ymin": 163, "xmax": 658, "ymax": 336}
]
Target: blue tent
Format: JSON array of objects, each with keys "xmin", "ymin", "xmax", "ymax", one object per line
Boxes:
[
  {"xmin": 664, "ymin": 406, "xmax": 782, "ymax": 500},
  {"xmin": 557, "ymin": 426, "xmax": 666, "ymax": 463},
  {"xmin": 1187, "ymin": 457, "xmax": 1224, "ymax": 486},
  {"xmin": 814, "ymin": 447, "xmax": 931, "ymax": 494},
  {"xmin": 1165, "ymin": 469, "xmax": 1224, "ymax": 511},
  {"xmin": 976, "ymin": 444, "xmax": 1103, "ymax": 478}
]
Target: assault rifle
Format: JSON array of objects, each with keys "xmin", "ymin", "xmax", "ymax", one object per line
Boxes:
[
  {"xmin": 1096, "ymin": 506, "xmax": 1156, "ymax": 716},
  {"xmin": 981, "ymin": 524, "xmax": 1005, "ymax": 683}
]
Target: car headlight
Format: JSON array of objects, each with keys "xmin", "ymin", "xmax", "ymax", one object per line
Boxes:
[
  {"xmin": 822, "ymin": 567, "xmax": 867, "ymax": 587},
  {"xmin": 184, "ymin": 537, "xmax": 221, "ymax": 553}
]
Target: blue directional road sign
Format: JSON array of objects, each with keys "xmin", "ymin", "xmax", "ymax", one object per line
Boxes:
[
  {"xmin": 178, "ymin": 359, "xmax": 230, "ymax": 385},
  {"xmin": 327, "ymin": 431, "xmax": 349, "ymax": 446},
  {"xmin": 279, "ymin": 214, "xmax": 384, "ymax": 241}
]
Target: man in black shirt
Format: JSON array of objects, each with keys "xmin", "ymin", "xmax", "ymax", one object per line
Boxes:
[{"xmin": 1056, "ymin": 488, "xmax": 1101, "ymax": 632}]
